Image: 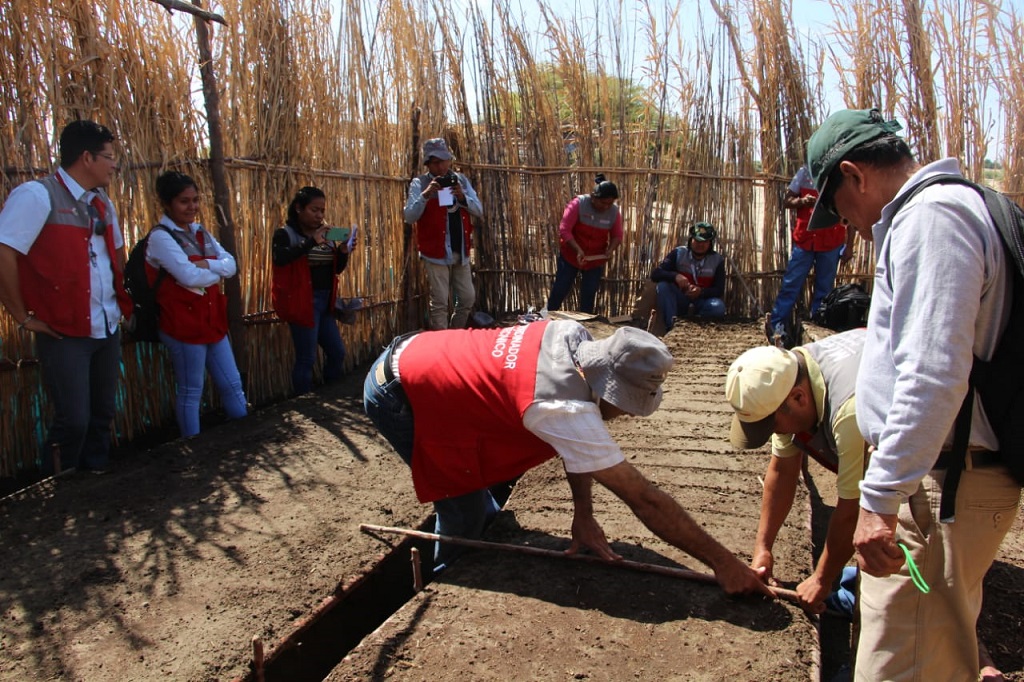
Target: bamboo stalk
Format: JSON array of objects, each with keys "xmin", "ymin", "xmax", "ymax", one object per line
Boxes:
[{"xmin": 359, "ymin": 523, "xmax": 803, "ymax": 608}]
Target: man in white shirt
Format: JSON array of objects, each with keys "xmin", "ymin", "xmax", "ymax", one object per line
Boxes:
[
  {"xmin": 0, "ymin": 120, "xmax": 131, "ymax": 475},
  {"xmin": 363, "ymin": 321, "xmax": 773, "ymax": 598}
]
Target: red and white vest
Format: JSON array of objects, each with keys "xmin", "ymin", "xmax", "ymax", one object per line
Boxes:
[
  {"xmin": 413, "ymin": 173, "xmax": 474, "ymax": 260},
  {"xmin": 398, "ymin": 320, "xmax": 593, "ymax": 502},
  {"xmin": 148, "ymin": 227, "xmax": 228, "ymax": 344},
  {"xmin": 560, "ymin": 195, "xmax": 620, "ymax": 270},
  {"xmin": 17, "ymin": 175, "xmax": 131, "ymax": 337},
  {"xmin": 792, "ymin": 186, "xmax": 846, "ymax": 252}
]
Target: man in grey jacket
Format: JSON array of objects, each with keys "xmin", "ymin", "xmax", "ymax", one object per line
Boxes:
[
  {"xmin": 403, "ymin": 138, "xmax": 483, "ymax": 330},
  {"xmin": 806, "ymin": 108, "xmax": 1022, "ymax": 681}
]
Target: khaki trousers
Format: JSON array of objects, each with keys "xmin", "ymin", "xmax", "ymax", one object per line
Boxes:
[
  {"xmin": 855, "ymin": 465, "xmax": 1021, "ymax": 682},
  {"xmin": 424, "ymin": 258, "xmax": 475, "ymax": 330}
]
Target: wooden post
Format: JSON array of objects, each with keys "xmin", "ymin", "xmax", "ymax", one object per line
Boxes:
[
  {"xmin": 410, "ymin": 546, "xmax": 423, "ymax": 593},
  {"xmin": 192, "ymin": 0, "xmax": 247, "ymax": 376},
  {"xmin": 251, "ymin": 635, "xmax": 265, "ymax": 682},
  {"xmin": 400, "ymin": 109, "xmax": 423, "ymax": 332}
]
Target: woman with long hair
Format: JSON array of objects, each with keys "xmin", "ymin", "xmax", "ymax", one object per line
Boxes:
[
  {"xmin": 146, "ymin": 171, "xmax": 247, "ymax": 437},
  {"xmin": 272, "ymin": 186, "xmax": 354, "ymax": 394}
]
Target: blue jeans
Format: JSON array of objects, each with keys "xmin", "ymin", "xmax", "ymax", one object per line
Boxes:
[
  {"xmin": 770, "ymin": 244, "xmax": 843, "ymax": 323},
  {"xmin": 159, "ymin": 332, "xmax": 248, "ymax": 438},
  {"xmin": 655, "ymin": 281, "xmax": 726, "ymax": 332},
  {"xmin": 289, "ymin": 288, "xmax": 347, "ymax": 394},
  {"xmin": 546, "ymin": 255, "xmax": 603, "ymax": 314},
  {"xmin": 35, "ymin": 331, "xmax": 121, "ymax": 473},
  {"xmin": 363, "ymin": 345, "xmax": 499, "ymax": 568}
]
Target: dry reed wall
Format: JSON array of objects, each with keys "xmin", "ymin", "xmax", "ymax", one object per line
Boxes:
[{"xmin": 0, "ymin": 0, "xmax": 1021, "ymax": 476}]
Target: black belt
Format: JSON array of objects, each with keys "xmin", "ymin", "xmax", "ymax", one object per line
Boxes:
[{"xmin": 933, "ymin": 449, "xmax": 1001, "ymax": 470}]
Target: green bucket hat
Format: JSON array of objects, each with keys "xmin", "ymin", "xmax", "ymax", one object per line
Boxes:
[{"xmin": 805, "ymin": 108, "xmax": 903, "ymax": 230}]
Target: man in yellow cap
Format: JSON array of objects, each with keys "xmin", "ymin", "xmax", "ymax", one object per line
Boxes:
[{"xmin": 725, "ymin": 330, "xmax": 865, "ymax": 614}]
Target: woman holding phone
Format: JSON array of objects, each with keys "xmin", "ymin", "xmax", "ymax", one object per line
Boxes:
[
  {"xmin": 272, "ymin": 186, "xmax": 354, "ymax": 394},
  {"xmin": 146, "ymin": 171, "xmax": 248, "ymax": 437}
]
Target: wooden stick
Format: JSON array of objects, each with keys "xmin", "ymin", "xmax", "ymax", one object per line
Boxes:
[
  {"xmin": 251, "ymin": 635, "xmax": 265, "ymax": 682},
  {"xmin": 359, "ymin": 523, "xmax": 802, "ymax": 606},
  {"xmin": 410, "ymin": 547, "xmax": 423, "ymax": 593}
]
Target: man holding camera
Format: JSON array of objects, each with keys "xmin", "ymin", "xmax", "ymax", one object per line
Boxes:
[{"xmin": 403, "ymin": 137, "xmax": 483, "ymax": 330}]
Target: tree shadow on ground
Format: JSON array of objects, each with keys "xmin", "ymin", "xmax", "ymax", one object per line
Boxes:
[{"xmin": 0, "ymin": 368, "xmax": 382, "ymax": 679}]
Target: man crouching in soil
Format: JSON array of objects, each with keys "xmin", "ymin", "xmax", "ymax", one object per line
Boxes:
[{"xmin": 363, "ymin": 320, "xmax": 773, "ymax": 597}]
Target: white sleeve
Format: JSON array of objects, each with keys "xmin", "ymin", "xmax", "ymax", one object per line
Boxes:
[
  {"xmin": 199, "ymin": 230, "xmax": 238, "ymax": 278},
  {"xmin": 403, "ymin": 178, "xmax": 427, "ymax": 223},
  {"xmin": 145, "ymin": 229, "xmax": 222, "ymax": 288},
  {"xmin": 788, "ymin": 166, "xmax": 811, "ymax": 194},
  {"xmin": 457, "ymin": 174, "xmax": 484, "ymax": 218},
  {"xmin": 523, "ymin": 400, "xmax": 625, "ymax": 473},
  {"xmin": 0, "ymin": 182, "xmax": 51, "ymax": 254}
]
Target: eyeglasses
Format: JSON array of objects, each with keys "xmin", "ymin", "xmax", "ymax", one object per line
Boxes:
[
  {"xmin": 86, "ymin": 203, "xmax": 107, "ymax": 236},
  {"xmin": 93, "ymin": 152, "xmax": 117, "ymax": 164}
]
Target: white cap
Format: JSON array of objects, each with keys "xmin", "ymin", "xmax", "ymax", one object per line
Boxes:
[{"xmin": 724, "ymin": 345, "xmax": 799, "ymax": 449}]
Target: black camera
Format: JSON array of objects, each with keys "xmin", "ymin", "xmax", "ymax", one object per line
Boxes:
[{"xmin": 436, "ymin": 171, "xmax": 458, "ymax": 188}]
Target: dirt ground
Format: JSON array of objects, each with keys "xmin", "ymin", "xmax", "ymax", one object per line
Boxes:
[{"xmin": 1, "ymin": 319, "xmax": 1022, "ymax": 681}]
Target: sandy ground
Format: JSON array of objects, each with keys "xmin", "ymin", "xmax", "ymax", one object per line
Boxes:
[{"xmin": 1, "ymin": 319, "xmax": 1021, "ymax": 681}]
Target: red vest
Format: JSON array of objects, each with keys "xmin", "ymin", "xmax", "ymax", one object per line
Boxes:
[
  {"xmin": 792, "ymin": 186, "xmax": 846, "ymax": 251},
  {"xmin": 415, "ymin": 186, "xmax": 474, "ymax": 260},
  {"xmin": 148, "ymin": 228, "xmax": 228, "ymax": 344},
  {"xmin": 560, "ymin": 196, "xmax": 619, "ymax": 270},
  {"xmin": 17, "ymin": 175, "xmax": 131, "ymax": 337},
  {"xmin": 271, "ymin": 226, "xmax": 339, "ymax": 327},
  {"xmin": 399, "ymin": 322, "xmax": 558, "ymax": 502}
]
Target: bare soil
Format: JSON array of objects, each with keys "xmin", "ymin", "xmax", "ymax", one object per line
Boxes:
[{"xmin": 1, "ymin": 319, "xmax": 1021, "ymax": 682}]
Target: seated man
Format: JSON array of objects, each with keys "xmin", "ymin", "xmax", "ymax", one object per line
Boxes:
[
  {"xmin": 363, "ymin": 320, "xmax": 772, "ymax": 597},
  {"xmin": 648, "ymin": 222, "xmax": 726, "ymax": 336}
]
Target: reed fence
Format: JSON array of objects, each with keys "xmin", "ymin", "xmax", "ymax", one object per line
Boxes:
[{"xmin": 0, "ymin": 0, "xmax": 1021, "ymax": 478}]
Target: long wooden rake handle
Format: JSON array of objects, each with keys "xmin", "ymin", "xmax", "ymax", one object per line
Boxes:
[{"xmin": 359, "ymin": 523, "xmax": 803, "ymax": 607}]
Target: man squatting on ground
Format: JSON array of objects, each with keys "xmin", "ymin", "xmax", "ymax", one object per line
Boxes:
[
  {"xmin": 806, "ymin": 108, "xmax": 1022, "ymax": 681},
  {"xmin": 363, "ymin": 321, "xmax": 774, "ymax": 596},
  {"xmin": 648, "ymin": 221, "xmax": 726, "ymax": 336},
  {"xmin": 725, "ymin": 329, "xmax": 866, "ymax": 615}
]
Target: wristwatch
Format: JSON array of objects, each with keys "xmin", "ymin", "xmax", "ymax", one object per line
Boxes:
[{"xmin": 17, "ymin": 311, "xmax": 35, "ymax": 330}]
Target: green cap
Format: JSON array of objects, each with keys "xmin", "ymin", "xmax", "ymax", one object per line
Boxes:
[
  {"xmin": 689, "ymin": 221, "xmax": 716, "ymax": 242},
  {"xmin": 805, "ymin": 108, "xmax": 903, "ymax": 230}
]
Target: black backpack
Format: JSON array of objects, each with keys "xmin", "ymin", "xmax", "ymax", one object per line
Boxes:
[
  {"xmin": 123, "ymin": 225, "xmax": 179, "ymax": 343},
  {"xmin": 812, "ymin": 283, "xmax": 871, "ymax": 332},
  {"xmin": 886, "ymin": 175, "xmax": 1024, "ymax": 519}
]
